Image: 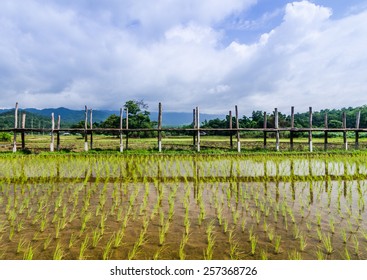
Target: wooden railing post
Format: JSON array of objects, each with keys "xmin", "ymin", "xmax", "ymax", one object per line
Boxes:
[
  {"xmin": 309, "ymin": 107, "xmax": 313, "ymax": 152},
  {"xmin": 84, "ymin": 106, "xmax": 88, "ymax": 152},
  {"xmin": 275, "ymin": 108, "xmax": 279, "ymax": 151},
  {"xmin": 235, "ymin": 105, "xmax": 240, "ymax": 152},
  {"xmin": 13, "ymin": 102, "xmax": 18, "ymax": 152},
  {"xmin": 290, "ymin": 106, "xmax": 294, "ymax": 151},
  {"xmin": 119, "ymin": 108, "xmax": 123, "ymax": 152},
  {"xmin": 355, "ymin": 111, "xmax": 360, "ymax": 149},
  {"xmin": 158, "ymin": 102, "xmax": 162, "ymax": 152}
]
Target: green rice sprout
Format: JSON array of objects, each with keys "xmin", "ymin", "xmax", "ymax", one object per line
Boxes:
[
  {"xmin": 316, "ymin": 249, "xmax": 325, "ymax": 260},
  {"xmin": 53, "ymin": 242, "xmax": 64, "ymax": 260},
  {"xmin": 250, "ymin": 235, "xmax": 258, "ymax": 256},
  {"xmin": 23, "ymin": 243, "xmax": 34, "ymax": 260},
  {"xmin": 299, "ymin": 233, "xmax": 308, "ymax": 252},
  {"xmin": 353, "ymin": 235, "xmax": 359, "ymax": 256},
  {"xmin": 103, "ymin": 235, "xmax": 114, "ymax": 260},
  {"xmin": 78, "ymin": 234, "xmax": 90, "ymax": 260},
  {"xmin": 288, "ymin": 249, "xmax": 302, "ymax": 260},
  {"xmin": 344, "ymin": 247, "xmax": 351, "ymax": 260},
  {"xmin": 17, "ymin": 237, "xmax": 27, "ymax": 254},
  {"xmin": 43, "ymin": 234, "xmax": 52, "ymax": 250},
  {"xmin": 321, "ymin": 233, "xmax": 333, "ymax": 255},
  {"xmin": 274, "ymin": 235, "xmax": 282, "ymax": 254},
  {"xmin": 260, "ymin": 248, "xmax": 268, "ymax": 260}
]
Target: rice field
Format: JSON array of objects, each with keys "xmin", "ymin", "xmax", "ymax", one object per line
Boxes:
[{"xmin": 0, "ymin": 153, "xmax": 367, "ymax": 260}]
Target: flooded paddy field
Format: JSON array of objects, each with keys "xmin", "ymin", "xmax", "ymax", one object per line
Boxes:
[{"xmin": 1, "ymin": 154, "xmax": 367, "ymax": 260}]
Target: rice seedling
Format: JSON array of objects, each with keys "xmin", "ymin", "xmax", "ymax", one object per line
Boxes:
[
  {"xmin": 321, "ymin": 233, "xmax": 333, "ymax": 255},
  {"xmin": 288, "ymin": 249, "xmax": 302, "ymax": 260},
  {"xmin": 43, "ymin": 234, "xmax": 52, "ymax": 250},
  {"xmin": 78, "ymin": 234, "xmax": 90, "ymax": 260},
  {"xmin": 316, "ymin": 249, "xmax": 325, "ymax": 260},
  {"xmin": 250, "ymin": 235, "xmax": 258, "ymax": 256},
  {"xmin": 274, "ymin": 235, "xmax": 282, "ymax": 254},
  {"xmin": 299, "ymin": 233, "xmax": 308, "ymax": 252},
  {"xmin": 53, "ymin": 242, "xmax": 64, "ymax": 260},
  {"xmin": 23, "ymin": 243, "xmax": 34, "ymax": 260},
  {"xmin": 17, "ymin": 237, "xmax": 27, "ymax": 254},
  {"xmin": 69, "ymin": 233, "xmax": 78, "ymax": 249},
  {"xmin": 353, "ymin": 235, "xmax": 359, "ymax": 256},
  {"xmin": 228, "ymin": 230, "xmax": 241, "ymax": 260},
  {"xmin": 343, "ymin": 247, "xmax": 351, "ymax": 260},
  {"xmin": 241, "ymin": 218, "xmax": 246, "ymax": 233},
  {"xmin": 103, "ymin": 235, "xmax": 114, "ymax": 260},
  {"xmin": 179, "ymin": 233, "xmax": 189, "ymax": 260}
]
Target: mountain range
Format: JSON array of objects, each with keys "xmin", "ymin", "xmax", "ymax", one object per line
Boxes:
[{"xmin": 0, "ymin": 107, "xmax": 225, "ymax": 127}]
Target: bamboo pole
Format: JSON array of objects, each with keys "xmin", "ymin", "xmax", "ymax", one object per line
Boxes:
[
  {"xmin": 229, "ymin": 110, "xmax": 233, "ymax": 149},
  {"xmin": 90, "ymin": 109, "xmax": 93, "ymax": 150},
  {"xmin": 119, "ymin": 108, "xmax": 123, "ymax": 152},
  {"xmin": 21, "ymin": 113, "xmax": 26, "ymax": 150},
  {"xmin": 308, "ymin": 107, "xmax": 313, "ymax": 152},
  {"xmin": 57, "ymin": 115, "xmax": 61, "ymax": 151},
  {"xmin": 263, "ymin": 111, "xmax": 267, "ymax": 149},
  {"xmin": 275, "ymin": 108, "xmax": 279, "ymax": 151},
  {"xmin": 13, "ymin": 102, "xmax": 18, "ymax": 152},
  {"xmin": 50, "ymin": 113, "xmax": 55, "ymax": 152},
  {"xmin": 342, "ymin": 111, "xmax": 347, "ymax": 150},
  {"xmin": 125, "ymin": 108, "xmax": 129, "ymax": 150},
  {"xmin": 193, "ymin": 109, "xmax": 196, "ymax": 146},
  {"xmin": 158, "ymin": 102, "xmax": 162, "ymax": 152},
  {"xmin": 84, "ymin": 106, "xmax": 88, "ymax": 152},
  {"xmin": 324, "ymin": 113, "xmax": 328, "ymax": 151},
  {"xmin": 355, "ymin": 111, "xmax": 360, "ymax": 149},
  {"xmin": 290, "ymin": 106, "xmax": 294, "ymax": 151},
  {"xmin": 235, "ymin": 105, "xmax": 240, "ymax": 152},
  {"xmin": 196, "ymin": 106, "xmax": 200, "ymax": 152}
]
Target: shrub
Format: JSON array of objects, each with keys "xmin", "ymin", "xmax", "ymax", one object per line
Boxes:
[{"xmin": 0, "ymin": 132, "xmax": 12, "ymax": 142}]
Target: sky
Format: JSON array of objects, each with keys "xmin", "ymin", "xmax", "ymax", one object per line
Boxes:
[{"xmin": 1, "ymin": 0, "xmax": 367, "ymax": 115}]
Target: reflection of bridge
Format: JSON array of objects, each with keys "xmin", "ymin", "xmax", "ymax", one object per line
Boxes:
[{"xmin": 1, "ymin": 103, "xmax": 366, "ymax": 152}]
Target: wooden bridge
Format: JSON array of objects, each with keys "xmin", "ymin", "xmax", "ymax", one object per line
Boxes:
[{"xmin": 1, "ymin": 102, "xmax": 366, "ymax": 153}]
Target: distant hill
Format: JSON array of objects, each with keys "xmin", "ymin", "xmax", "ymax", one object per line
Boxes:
[
  {"xmin": 0, "ymin": 107, "xmax": 225, "ymax": 128},
  {"xmin": 0, "ymin": 109, "xmax": 54, "ymax": 129}
]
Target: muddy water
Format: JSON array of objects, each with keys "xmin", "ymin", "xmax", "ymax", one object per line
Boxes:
[{"xmin": 0, "ymin": 155, "xmax": 367, "ymax": 260}]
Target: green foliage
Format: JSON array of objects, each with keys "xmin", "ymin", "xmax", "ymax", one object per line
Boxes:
[{"xmin": 0, "ymin": 132, "xmax": 12, "ymax": 142}]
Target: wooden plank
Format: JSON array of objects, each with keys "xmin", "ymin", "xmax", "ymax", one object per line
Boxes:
[
  {"xmin": 119, "ymin": 108, "xmax": 123, "ymax": 152},
  {"xmin": 158, "ymin": 102, "xmax": 162, "ymax": 152},
  {"xmin": 275, "ymin": 108, "xmax": 279, "ymax": 151},
  {"xmin": 235, "ymin": 105, "xmax": 240, "ymax": 152},
  {"xmin": 309, "ymin": 107, "xmax": 313, "ymax": 152},
  {"xmin": 13, "ymin": 102, "xmax": 18, "ymax": 152}
]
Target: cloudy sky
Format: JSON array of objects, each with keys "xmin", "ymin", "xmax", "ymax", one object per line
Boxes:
[{"xmin": 1, "ymin": 0, "xmax": 367, "ymax": 115}]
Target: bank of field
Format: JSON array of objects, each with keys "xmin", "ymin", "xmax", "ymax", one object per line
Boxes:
[
  {"xmin": 2, "ymin": 134, "xmax": 367, "ymax": 153},
  {"xmin": 1, "ymin": 153, "xmax": 367, "ymax": 260}
]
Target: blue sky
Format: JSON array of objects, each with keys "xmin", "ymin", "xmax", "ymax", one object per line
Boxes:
[{"xmin": 1, "ymin": 0, "xmax": 367, "ymax": 115}]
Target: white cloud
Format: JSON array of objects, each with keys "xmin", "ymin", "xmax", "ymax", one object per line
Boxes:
[{"xmin": 1, "ymin": 0, "xmax": 367, "ymax": 116}]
